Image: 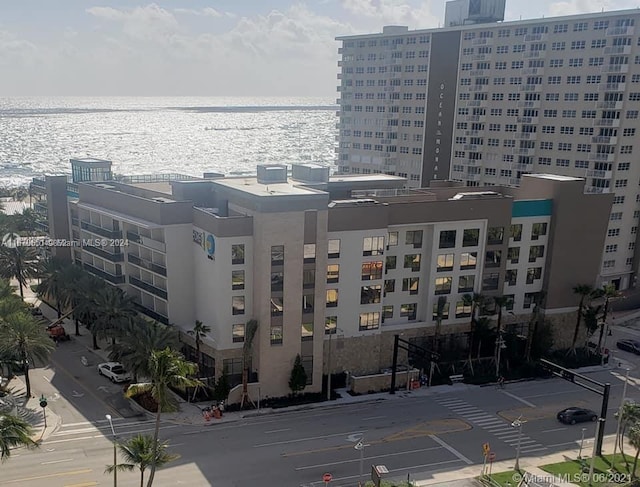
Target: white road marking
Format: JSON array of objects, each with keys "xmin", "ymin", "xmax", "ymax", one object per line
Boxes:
[
  {"xmin": 429, "ymin": 435, "xmax": 473, "ymax": 465},
  {"xmin": 541, "ymin": 427, "xmax": 567, "ymax": 433},
  {"xmin": 501, "ymin": 390, "xmax": 536, "ymax": 407},
  {"xmin": 46, "ymin": 425, "xmax": 180, "ymax": 444},
  {"xmin": 254, "ymin": 430, "xmax": 366, "ymax": 448},
  {"xmin": 41, "ymin": 458, "xmax": 73, "ymax": 465},
  {"xmin": 43, "ymin": 376, "xmax": 51, "ymax": 383},
  {"xmin": 547, "ymin": 441, "xmax": 579, "ymax": 448},
  {"xmin": 295, "ymin": 446, "xmax": 443, "ymax": 470},
  {"xmin": 264, "ymin": 428, "xmax": 291, "ymax": 434},
  {"xmin": 361, "ymin": 416, "xmax": 387, "ymax": 421},
  {"xmin": 520, "ymin": 446, "xmax": 548, "ymax": 453}
]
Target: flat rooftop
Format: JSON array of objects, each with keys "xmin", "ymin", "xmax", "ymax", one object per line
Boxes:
[
  {"xmin": 129, "ymin": 182, "xmax": 173, "ymax": 194},
  {"xmin": 213, "ymin": 177, "xmax": 326, "ymax": 197},
  {"xmin": 329, "ymin": 174, "xmax": 406, "ymax": 183},
  {"xmin": 71, "ymin": 157, "xmax": 111, "ymax": 164},
  {"xmin": 528, "ymin": 174, "xmax": 583, "ymax": 182}
]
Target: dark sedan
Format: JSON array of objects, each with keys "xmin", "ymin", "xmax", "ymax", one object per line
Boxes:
[
  {"xmin": 557, "ymin": 407, "xmax": 598, "ymax": 425},
  {"xmin": 617, "ymin": 339, "xmax": 640, "ymax": 355}
]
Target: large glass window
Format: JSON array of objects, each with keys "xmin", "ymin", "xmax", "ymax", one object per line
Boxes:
[
  {"xmin": 271, "ymin": 297, "xmax": 284, "ymax": 316},
  {"xmin": 232, "ymin": 323, "xmax": 245, "ymax": 343},
  {"xmin": 455, "ymin": 301, "xmax": 472, "ymax": 318},
  {"xmin": 326, "ymin": 289, "xmax": 339, "ymax": 307},
  {"xmin": 362, "ymin": 261, "xmax": 383, "ymax": 280},
  {"xmin": 301, "ymin": 322, "xmax": 313, "ymax": 341},
  {"xmin": 387, "ymin": 231, "xmax": 398, "ymax": 246},
  {"xmin": 384, "ymin": 279, "xmax": 395, "ymax": 295},
  {"xmin": 432, "ymin": 301, "xmax": 449, "ymax": 320},
  {"xmin": 460, "ymin": 252, "xmax": 477, "ymax": 270},
  {"xmin": 361, "ymin": 285, "xmax": 382, "ymax": 304},
  {"xmin": 526, "ymin": 267, "xmax": 542, "ymax": 284},
  {"xmin": 327, "ymin": 264, "xmax": 339, "ymax": 283},
  {"xmin": 463, "ymin": 228, "xmax": 480, "ymax": 247},
  {"xmin": 401, "ymin": 303, "xmax": 417, "ymax": 319},
  {"xmin": 302, "ymin": 294, "xmax": 314, "ymax": 313},
  {"xmin": 531, "ymin": 222, "xmax": 548, "ymax": 240},
  {"xmin": 510, "ymin": 224, "xmax": 522, "ymax": 241},
  {"xmin": 303, "ymin": 269, "xmax": 315, "ymax": 288},
  {"xmin": 439, "ymin": 230, "xmax": 457, "ymax": 248},
  {"xmin": 271, "ymin": 245, "xmax": 284, "ymax": 265},
  {"xmin": 232, "ymin": 270, "xmax": 244, "ymax": 290},
  {"xmin": 458, "ymin": 275, "xmax": 475, "ymax": 292},
  {"xmin": 363, "ymin": 236, "xmax": 385, "ymax": 256},
  {"xmin": 529, "ymin": 245, "xmax": 545, "ymax": 262},
  {"xmin": 437, "ymin": 254, "xmax": 454, "ymax": 272},
  {"xmin": 506, "ymin": 269, "xmax": 518, "ymax": 286},
  {"xmin": 402, "ymin": 277, "xmax": 419, "ymax": 295},
  {"xmin": 382, "ymin": 305, "xmax": 393, "ymax": 320},
  {"xmin": 483, "ymin": 273, "xmax": 499, "ymax": 290},
  {"xmin": 406, "ymin": 230, "xmax": 423, "ymax": 247},
  {"xmin": 435, "ymin": 277, "xmax": 452, "ymax": 295},
  {"xmin": 508, "ymin": 247, "xmax": 520, "ymax": 263},
  {"xmin": 485, "ymin": 250, "xmax": 502, "ymax": 267},
  {"xmin": 359, "ymin": 312, "xmax": 380, "ymax": 330},
  {"xmin": 271, "ymin": 272, "xmax": 284, "ymax": 291},
  {"xmin": 232, "ymin": 244, "xmax": 245, "ymax": 264},
  {"xmin": 404, "ymin": 254, "xmax": 421, "ymax": 271},
  {"xmin": 232, "ymin": 296, "xmax": 245, "ymax": 315},
  {"xmin": 386, "ymin": 255, "xmax": 397, "ymax": 270},
  {"xmin": 487, "ymin": 227, "xmax": 504, "ymax": 245},
  {"xmin": 303, "ymin": 244, "xmax": 316, "ymax": 263},
  {"xmin": 325, "ymin": 316, "xmax": 337, "ymax": 335},
  {"xmin": 270, "ymin": 325, "xmax": 283, "ymax": 345},
  {"xmin": 328, "ymin": 239, "xmax": 340, "ymax": 258}
]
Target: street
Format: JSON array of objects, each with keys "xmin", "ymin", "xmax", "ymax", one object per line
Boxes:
[{"xmin": 3, "ymin": 322, "xmax": 640, "ymax": 486}]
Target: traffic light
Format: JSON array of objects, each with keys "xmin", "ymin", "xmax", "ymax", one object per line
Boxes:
[{"xmin": 39, "ymin": 395, "xmax": 47, "ymax": 408}]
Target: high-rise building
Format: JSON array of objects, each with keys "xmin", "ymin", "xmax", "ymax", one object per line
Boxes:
[{"xmin": 335, "ymin": 8, "xmax": 640, "ymax": 289}]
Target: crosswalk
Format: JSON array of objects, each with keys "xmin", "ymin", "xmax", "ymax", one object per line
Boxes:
[
  {"xmin": 46, "ymin": 416, "xmax": 170, "ymax": 445},
  {"xmin": 435, "ymin": 396, "xmax": 547, "ymax": 455}
]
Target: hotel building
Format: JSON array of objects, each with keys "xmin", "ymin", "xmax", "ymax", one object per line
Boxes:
[
  {"xmin": 32, "ymin": 160, "xmax": 611, "ymax": 398},
  {"xmin": 335, "ymin": 6, "xmax": 640, "ymax": 290}
]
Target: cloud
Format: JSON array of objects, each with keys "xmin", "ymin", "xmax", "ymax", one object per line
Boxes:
[
  {"xmin": 174, "ymin": 7, "xmax": 223, "ymax": 18},
  {"xmin": 546, "ymin": 0, "xmax": 626, "ymax": 16},
  {"xmin": 340, "ymin": 0, "xmax": 439, "ymax": 28},
  {"xmin": 87, "ymin": 4, "xmax": 180, "ymax": 42}
]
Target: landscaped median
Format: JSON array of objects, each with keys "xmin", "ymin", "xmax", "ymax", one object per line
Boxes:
[{"xmin": 478, "ymin": 454, "xmax": 638, "ymax": 487}]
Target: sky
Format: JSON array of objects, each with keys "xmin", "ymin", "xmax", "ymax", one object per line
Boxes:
[{"xmin": 0, "ymin": 0, "xmax": 638, "ymax": 97}]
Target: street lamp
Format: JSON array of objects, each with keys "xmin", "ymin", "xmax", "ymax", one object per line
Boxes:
[
  {"xmin": 354, "ymin": 436, "xmax": 367, "ymax": 486},
  {"xmin": 495, "ymin": 332, "xmax": 506, "ymax": 378},
  {"xmin": 579, "ymin": 427, "xmax": 587, "ymax": 459},
  {"xmin": 326, "ymin": 327, "xmax": 344, "ymax": 402},
  {"xmin": 105, "ymin": 414, "xmax": 118, "ymax": 487},
  {"xmin": 511, "ymin": 416, "xmax": 526, "ymax": 471},
  {"xmin": 613, "ymin": 368, "xmax": 630, "ymax": 462}
]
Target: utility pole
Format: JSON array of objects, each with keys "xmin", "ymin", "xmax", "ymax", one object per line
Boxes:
[
  {"xmin": 613, "ymin": 369, "xmax": 630, "ymax": 461},
  {"xmin": 390, "ymin": 334, "xmax": 399, "ymax": 394},
  {"xmin": 326, "ymin": 330, "xmax": 333, "ymax": 401}
]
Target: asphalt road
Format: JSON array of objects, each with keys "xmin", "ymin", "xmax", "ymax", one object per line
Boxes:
[{"xmin": 4, "ymin": 319, "xmax": 640, "ymax": 487}]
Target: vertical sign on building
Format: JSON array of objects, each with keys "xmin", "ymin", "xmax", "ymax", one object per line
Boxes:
[{"xmin": 422, "ymin": 30, "xmax": 461, "ymax": 186}]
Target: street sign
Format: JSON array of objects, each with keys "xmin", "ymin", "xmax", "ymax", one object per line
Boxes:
[
  {"xmin": 482, "ymin": 442, "xmax": 490, "ymax": 455},
  {"xmin": 39, "ymin": 395, "xmax": 47, "ymax": 408},
  {"xmin": 354, "ymin": 441, "xmax": 364, "ymax": 450},
  {"xmin": 488, "ymin": 452, "xmax": 496, "ymax": 462},
  {"xmin": 323, "ymin": 473, "xmax": 332, "ymax": 483}
]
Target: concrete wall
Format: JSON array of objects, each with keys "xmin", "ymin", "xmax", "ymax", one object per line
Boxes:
[
  {"xmin": 350, "ymin": 369, "xmax": 418, "ymax": 395},
  {"xmin": 46, "ymin": 176, "xmax": 72, "ymax": 261}
]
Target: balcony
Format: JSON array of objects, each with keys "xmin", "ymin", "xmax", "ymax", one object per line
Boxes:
[
  {"xmin": 127, "ymin": 254, "xmax": 167, "ymax": 277},
  {"xmin": 517, "ymin": 117, "xmax": 538, "ymax": 124},
  {"xmin": 464, "ymin": 144, "xmax": 479, "ymax": 151},
  {"xmin": 82, "ymin": 263, "xmax": 125, "ymax": 285},
  {"xmin": 35, "ymin": 221, "xmax": 49, "ymax": 233},
  {"xmin": 599, "ymin": 83, "xmax": 625, "ymax": 91},
  {"xmin": 30, "ymin": 178, "xmax": 46, "ymax": 189},
  {"xmin": 589, "ymin": 152, "xmax": 615, "ymax": 162},
  {"xmin": 81, "ymin": 221, "xmax": 121, "ymax": 239},
  {"xmin": 133, "ymin": 302, "xmax": 169, "ymax": 325},
  {"xmin": 596, "ymin": 101, "xmax": 623, "ymax": 110},
  {"xmin": 471, "ymin": 54, "xmax": 486, "ymax": 61},
  {"xmin": 34, "ymin": 202, "xmax": 48, "ymax": 215},
  {"xmin": 126, "ymin": 231, "xmax": 166, "ymax": 252},
  {"xmin": 472, "ymin": 38, "xmax": 490, "ymax": 46},
  {"xmin": 523, "ymin": 51, "xmax": 545, "ymax": 58},
  {"xmin": 601, "ymin": 64, "xmax": 629, "ymax": 74},
  {"xmin": 82, "ymin": 244, "xmax": 124, "ymax": 263},
  {"xmin": 469, "ymin": 70, "xmax": 485, "ymax": 77},
  {"xmin": 586, "ymin": 169, "xmax": 613, "ymax": 178},
  {"xmin": 591, "ymin": 136, "xmax": 617, "ymax": 144},
  {"xmin": 513, "ymin": 148, "xmax": 534, "ymax": 156},
  {"xmin": 606, "ymin": 26, "xmax": 634, "ymax": 36},
  {"xmin": 524, "ymin": 34, "xmax": 545, "ymax": 42},
  {"xmin": 585, "ymin": 186, "xmax": 611, "ymax": 194},
  {"xmin": 129, "ymin": 276, "xmax": 168, "ymax": 300},
  {"xmin": 594, "ymin": 119, "xmax": 621, "ymax": 127},
  {"xmin": 465, "ymin": 130, "xmax": 480, "ymax": 136},
  {"xmin": 519, "ymin": 84, "xmax": 542, "ymax": 92},
  {"xmin": 604, "ymin": 46, "xmax": 631, "ymax": 55},
  {"xmin": 517, "ymin": 101, "xmax": 539, "ymax": 108},
  {"xmin": 515, "ymin": 132, "xmax": 536, "ymax": 140}
]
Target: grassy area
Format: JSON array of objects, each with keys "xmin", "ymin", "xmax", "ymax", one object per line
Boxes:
[
  {"xmin": 481, "ymin": 471, "xmax": 522, "ymax": 486},
  {"xmin": 540, "ymin": 454, "xmax": 637, "ymax": 486}
]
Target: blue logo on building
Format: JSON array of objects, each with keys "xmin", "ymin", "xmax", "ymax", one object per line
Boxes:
[{"xmin": 206, "ymin": 234, "xmax": 215, "ymax": 256}]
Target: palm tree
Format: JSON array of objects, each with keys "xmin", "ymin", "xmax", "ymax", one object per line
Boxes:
[
  {"xmin": 0, "ymin": 312, "xmax": 55, "ymax": 397},
  {"xmin": 596, "ymin": 284, "xmax": 622, "ymax": 355},
  {"xmin": 105, "ymin": 434, "xmax": 178, "ymax": 487},
  {"xmin": 492, "ymin": 295, "xmax": 512, "ymax": 370},
  {"xmin": 629, "ymin": 423, "xmax": 640, "ymax": 478},
  {"xmin": 126, "ymin": 348, "xmax": 199, "ymax": 487},
  {"xmin": 187, "ymin": 320, "xmax": 211, "ymax": 369},
  {"xmin": 109, "ymin": 319, "xmax": 178, "ymax": 382},
  {"xmin": 570, "ymin": 285, "xmax": 594, "ymax": 352},
  {"xmin": 59, "ymin": 265, "xmax": 86, "ymax": 336},
  {"xmin": 73, "ymin": 273, "xmax": 105, "ymax": 349},
  {"xmin": 0, "ymin": 246, "xmax": 39, "ymax": 298},
  {"xmin": 91, "ymin": 285, "xmax": 136, "ymax": 346},
  {"xmin": 617, "ymin": 402, "xmax": 640, "ymax": 472},
  {"xmin": 0, "ymin": 413, "xmax": 37, "ymax": 461},
  {"xmin": 462, "ymin": 292, "xmax": 483, "ymax": 360},
  {"xmin": 36, "ymin": 258, "xmax": 66, "ymax": 318},
  {"xmin": 524, "ymin": 292, "xmax": 545, "ymax": 362},
  {"xmin": 433, "ymin": 296, "xmax": 447, "ymax": 354},
  {"xmin": 240, "ymin": 319, "xmax": 258, "ymax": 408}
]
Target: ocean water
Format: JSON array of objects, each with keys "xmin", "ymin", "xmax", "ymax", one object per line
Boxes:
[{"xmin": 0, "ymin": 96, "xmax": 337, "ymax": 187}]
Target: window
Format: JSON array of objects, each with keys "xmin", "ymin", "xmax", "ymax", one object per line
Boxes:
[
  {"xmin": 232, "ymin": 244, "xmax": 245, "ymax": 264},
  {"xmin": 384, "ymin": 279, "xmax": 395, "ymax": 295},
  {"xmin": 485, "ymin": 250, "xmax": 502, "ymax": 268},
  {"xmin": 362, "ymin": 261, "xmax": 383, "ymax": 280},
  {"xmin": 439, "ymin": 230, "xmax": 456, "ymax": 249},
  {"xmin": 359, "ymin": 312, "xmax": 380, "ymax": 330},
  {"xmin": 304, "ymin": 244, "xmax": 316, "ymax": 263},
  {"xmin": 271, "ymin": 297, "xmax": 284, "ymax": 316},
  {"xmin": 402, "ymin": 278, "xmax": 419, "ymax": 295},
  {"xmin": 303, "ymin": 269, "xmax": 315, "ymax": 289},
  {"xmin": 301, "ymin": 323, "xmax": 313, "ymax": 341},
  {"xmin": 328, "ymin": 239, "xmax": 340, "ymax": 258},
  {"xmin": 385, "ymin": 256, "xmax": 396, "ymax": 270},
  {"xmin": 325, "ymin": 316, "xmax": 337, "ymax": 335},
  {"xmin": 482, "ymin": 273, "xmax": 499, "ymax": 291},
  {"xmin": 406, "ymin": 230, "xmax": 423, "ymax": 247},
  {"xmin": 432, "ymin": 301, "xmax": 449, "ymax": 320},
  {"xmin": 487, "ymin": 227, "xmax": 504, "ymax": 245},
  {"xmin": 401, "ymin": 304, "xmax": 417, "ymax": 320},
  {"xmin": 435, "ymin": 277, "xmax": 452, "ymax": 295},
  {"xmin": 326, "ymin": 264, "xmax": 339, "ymax": 284},
  {"xmin": 455, "ymin": 301, "xmax": 472, "ymax": 318},
  {"xmin": 271, "ymin": 272, "xmax": 284, "ymax": 291},
  {"xmin": 437, "ymin": 254, "xmax": 454, "ymax": 272},
  {"xmin": 506, "ymin": 269, "xmax": 517, "ymax": 286},
  {"xmin": 363, "ymin": 236, "xmax": 384, "ymax": 256},
  {"xmin": 232, "ymin": 323, "xmax": 245, "ymax": 343},
  {"xmin": 508, "ymin": 247, "xmax": 520, "ymax": 264},
  {"xmin": 382, "ymin": 306, "xmax": 393, "ymax": 320},
  {"xmin": 361, "ymin": 285, "xmax": 382, "ymax": 304},
  {"xmin": 529, "ymin": 245, "xmax": 544, "ymax": 262},
  {"xmin": 270, "ymin": 325, "xmax": 283, "ymax": 345},
  {"xmin": 460, "ymin": 252, "xmax": 477, "ymax": 270},
  {"xmin": 531, "ymin": 223, "xmax": 547, "ymax": 240},
  {"xmin": 510, "ymin": 224, "xmax": 522, "ymax": 241},
  {"xmin": 302, "ymin": 294, "xmax": 314, "ymax": 313},
  {"xmin": 463, "ymin": 228, "xmax": 480, "ymax": 247},
  {"xmin": 271, "ymin": 245, "xmax": 284, "ymax": 265},
  {"xmin": 232, "ymin": 296, "xmax": 245, "ymax": 315},
  {"xmin": 404, "ymin": 254, "xmax": 421, "ymax": 272},
  {"xmin": 458, "ymin": 275, "xmax": 475, "ymax": 293},
  {"xmin": 232, "ymin": 270, "xmax": 244, "ymax": 290},
  {"xmin": 388, "ymin": 231, "xmax": 398, "ymax": 246},
  {"xmin": 526, "ymin": 267, "xmax": 542, "ymax": 284},
  {"xmin": 326, "ymin": 289, "xmax": 339, "ymax": 308}
]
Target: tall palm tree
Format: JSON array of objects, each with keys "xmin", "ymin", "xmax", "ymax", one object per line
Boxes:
[
  {"xmin": 462, "ymin": 292, "xmax": 483, "ymax": 360},
  {"xmin": 570, "ymin": 284, "xmax": 594, "ymax": 352},
  {"xmin": 0, "ymin": 246, "xmax": 39, "ymax": 298},
  {"xmin": 73, "ymin": 273, "xmax": 105, "ymax": 349},
  {"xmin": 36, "ymin": 257, "xmax": 66, "ymax": 318},
  {"xmin": 433, "ymin": 296, "xmax": 447, "ymax": 354},
  {"xmin": 596, "ymin": 284, "xmax": 622, "ymax": 355},
  {"xmin": 109, "ymin": 319, "xmax": 178, "ymax": 382},
  {"xmin": 187, "ymin": 320, "xmax": 211, "ymax": 368},
  {"xmin": 57, "ymin": 264, "xmax": 86, "ymax": 336},
  {"xmin": 126, "ymin": 348, "xmax": 199, "ymax": 487},
  {"xmin": 618, "ymin": 402, "xmax": 640, "ymax": 471},
  {"xmin": 629, "ymin": 423, "xmax": 640, "ymax": 478},
  {"xmin": 0, "ymin": 413, "xmax": 37, "ymax": 461},
  {"xmin": 524, "ymin": 291, "xmax": 545, "ymax": 362},
  {"xmin": 240, "ymin": 319, "xmax": 258, "ymax": 408},
  {"xmin": 0, "ymin": 312, "xmax": 55, "ymax": 397},
  {"xmin": 91, "ymin": 285, "xmax": 136, "ymax": 346},
  {"xmin": 492, "ymin": 295, "xmax": 512, "ymax": 369},
  {"xmin": 105, "ymin": 434, "xmax": 178, "ymax": 487}
]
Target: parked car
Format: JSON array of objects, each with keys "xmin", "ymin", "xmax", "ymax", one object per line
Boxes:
[
  {"xmin": 557, "ymin": 407, "xmax": 598, "ymax": 425},
  {"xmin": 616, "ymin": 339, "xmax": 640, "ymax": 355},
  {"xmin": 97, "ymin": 362, "xmax": 132, "ymax": 383}
]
